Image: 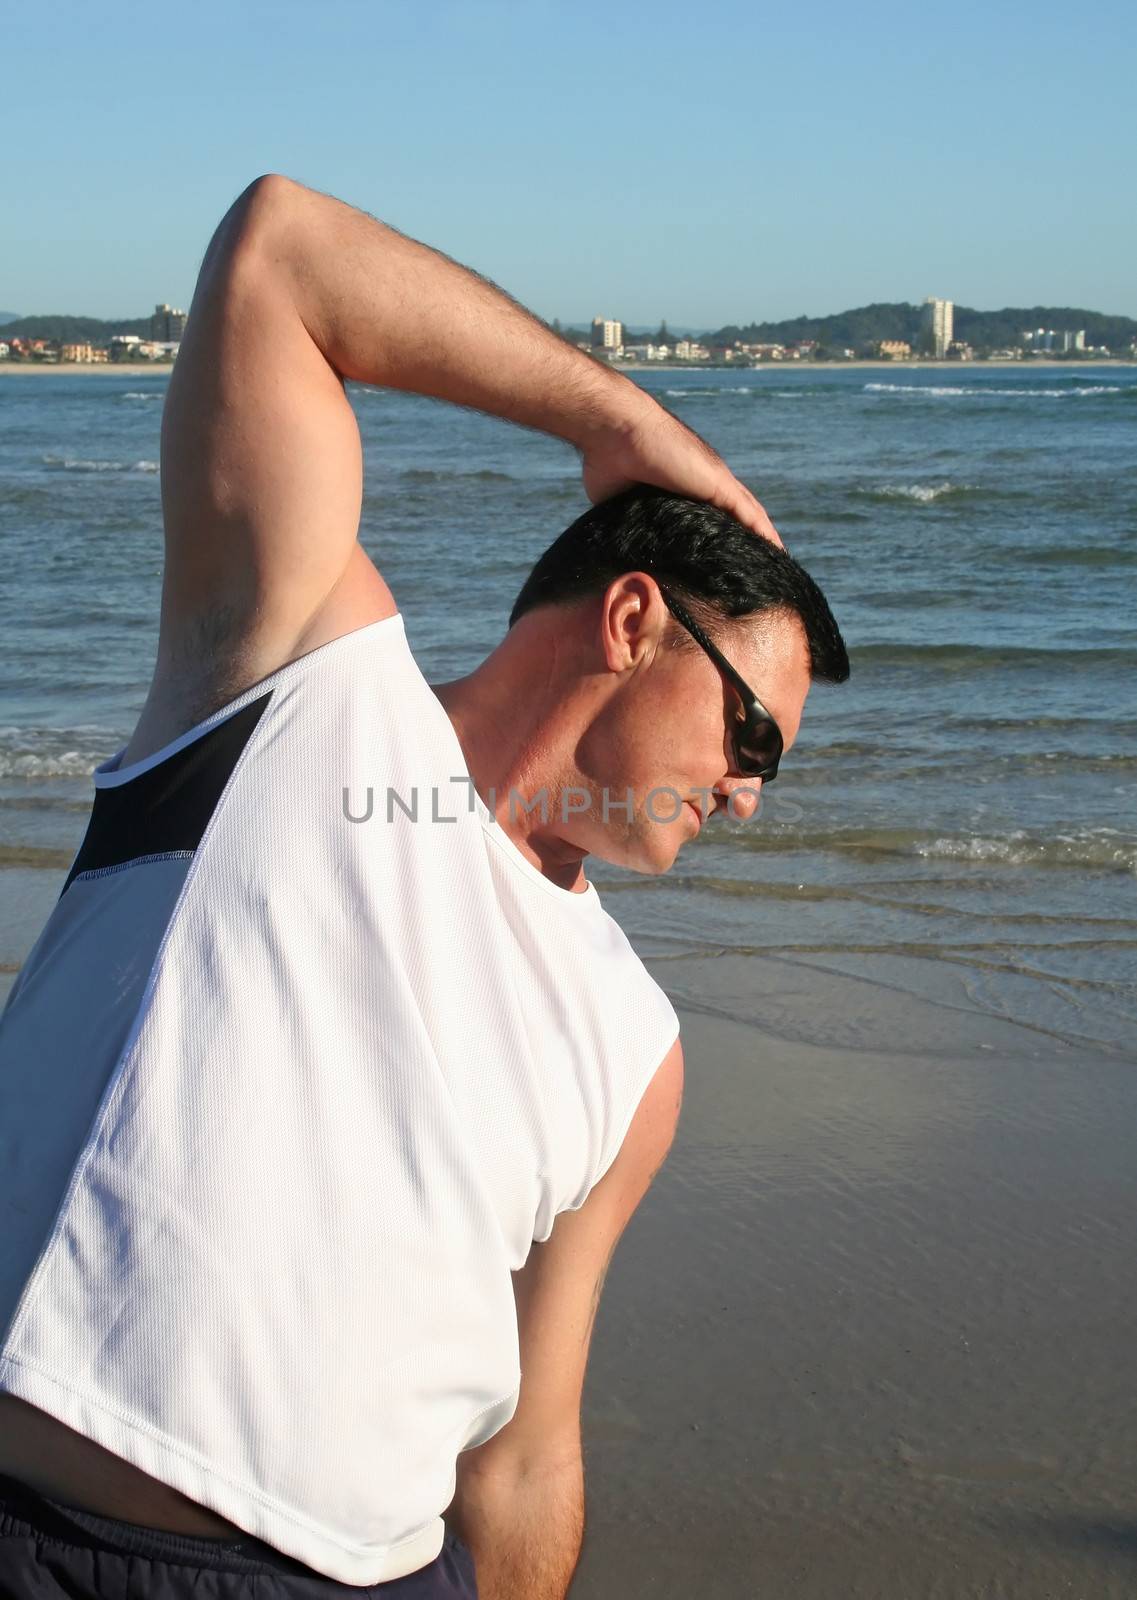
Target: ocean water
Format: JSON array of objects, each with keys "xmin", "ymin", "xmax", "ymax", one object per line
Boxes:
[{"xmin": 1, "ymin": 365, "xmax": 1134, "ymax": 1055}]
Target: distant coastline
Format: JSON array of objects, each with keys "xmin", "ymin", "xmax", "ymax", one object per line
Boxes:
[
  {"xmin": 614, "ymin": 358, "xmax": 1137, "ymax": 373},
  {"xmin": 2, "ymin": 358, "xmax": 1135, "ymax": 378}
]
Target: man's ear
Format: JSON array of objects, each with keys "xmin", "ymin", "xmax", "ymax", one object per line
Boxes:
[{"xmin": 598, "ymin": 573, "xmax": 667, "ymax": 673}]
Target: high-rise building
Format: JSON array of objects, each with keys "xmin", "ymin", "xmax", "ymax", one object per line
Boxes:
[
  {"xmin": 1022, "ymin": 328, "xmax": 1085, "ymax": 353},
  {"xmin": 591, "ymin": 317, "xmax": 624, "ymax": 352},
  {"xmin": 921, "ymin": 297, "xmax": 954, "ymax": 359},
  {"xmin": 150, "ymin": 302, "xmax": 188, "ymax": 342}
]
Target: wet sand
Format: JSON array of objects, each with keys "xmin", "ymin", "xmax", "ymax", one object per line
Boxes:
[{"xmin": 575, "ymin": 954, "xmax": 1137, "ymax": 1598}]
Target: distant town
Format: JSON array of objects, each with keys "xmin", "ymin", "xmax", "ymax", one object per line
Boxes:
[
  {"xmin": 0, "ymin": 304, "xmax": 187, "ymax": 365},
  {"xmin": 1, "ymin": 297, "xmax": 1134, "ymax": 368},
  {"xmin": 580, "ymin": 299, "xmax": 1130, "ymax": 365}
]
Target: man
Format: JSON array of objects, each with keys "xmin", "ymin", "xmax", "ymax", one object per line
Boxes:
[{"xmin": 0, "ymin": 176, "xmax": 847, "ymax": 1597}]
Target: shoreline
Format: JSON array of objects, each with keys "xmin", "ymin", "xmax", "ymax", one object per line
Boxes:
[
  {"xmin": 1, "ymin": 358, "xmax": 1134, "ymax": 378},
  {"xmin": 0, "ymin": 362, "xmax": 174, "ymax": 376}
]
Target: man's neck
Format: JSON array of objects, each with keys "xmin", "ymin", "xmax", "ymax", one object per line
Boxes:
[{"xmin": 429, "ymin": 660, "xmax": 591, "ymax": 893}]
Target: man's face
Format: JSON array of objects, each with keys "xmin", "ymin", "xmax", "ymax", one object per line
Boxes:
[{"xmin": 569, "ymin": 602, "xmax": 811, "ymax": 874}]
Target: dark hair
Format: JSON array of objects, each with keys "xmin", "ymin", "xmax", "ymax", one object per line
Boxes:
[{"xmin": 508, "ymin": 486, "xmax": 850, "ymax": 684}]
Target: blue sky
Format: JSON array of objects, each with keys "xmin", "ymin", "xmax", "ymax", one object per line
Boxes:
[{"xmin": 2, "ymin": 0, "xmax": 1134, "ymax": 327}]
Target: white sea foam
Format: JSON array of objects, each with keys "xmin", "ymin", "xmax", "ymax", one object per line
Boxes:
[
  {"xmin": 870, "ymin": 481, "xmax": 968, "ymax": 503},
  {"xmin": 41, "ymin": 454, "xmax": 159, "ymax": 474},
  {"xmin": 0, "ymin": 723, "xmax": 118, "ymax": 779},
  {"xmin": 915, "ymin": 830, "xmax": 1137, "ymax": 874},
  {"xmin": 0, "ymin": 750, "xmax": 100, "ymax": 778},
  {"xmin": 119, "ymin": 391, "xmax": 163, "ymax": 401},
  {"xmin": 864, "ymin": 382, "xmax": 1121, "ymax": 399},
  {"xmin": 664, "ymin": 386, "xmax": 752, "ymax": 398}
]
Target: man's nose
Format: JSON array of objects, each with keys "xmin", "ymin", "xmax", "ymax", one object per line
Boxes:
[{"xmin": 714, "ymin": 776, "xmax": 763, "ymax": 821}]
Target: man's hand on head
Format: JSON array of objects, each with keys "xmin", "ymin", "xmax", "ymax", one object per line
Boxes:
[{"xmin": 579, "ymin": 398, "xmax": 783, "ymax": 548}]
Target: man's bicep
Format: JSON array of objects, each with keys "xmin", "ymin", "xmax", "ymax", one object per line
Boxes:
[
  {"xmin": 455, "ymin": 1036, "xmax": 684, "ymax": 1486},
  {"xmin": 159, "ymin": 176, "xmax": 388, "ymax": 664}
]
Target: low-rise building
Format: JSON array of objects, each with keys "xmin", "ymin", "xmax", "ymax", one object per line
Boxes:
[
  {"xmin": 6, "ymin": 337, "xmax": 54, "ymax": 360},
  {"xmin": 877, "ymin": 340, "xmax": 911, "ymax": 359}
]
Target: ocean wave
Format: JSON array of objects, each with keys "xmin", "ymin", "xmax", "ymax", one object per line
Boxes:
[
  {"xmin": 914, "ymin": 830, "xmax": 1136, "ymax": 873},
  {"xmin": 864, "ymin": 382, "xmax": 1123, "ymax": 399},
  {"xmin": 735, "ymin": 824, "xmax": 1137, "ymax": 875},
  {"xmin": 664, "ymin": 386, "xmax": 752, "ymax": 398},
  {"xmin": 661, "ymin": 384, "xmax": 829, "ymax": 400},
  {"xmin": 863, "ymin": 481, "xmax": 974, "ymax": 503},
  {"xmin": 851, "ymin": 585, "xmax": 965, "ymax": 608},
  {"xmin": 41, "ymin": 454, "xmax": 159, "ymax": 474},
  {"xmin": 1000, "ymin": 543, "xmax": 1137, "ymax": 568},
  {"xmin": 398, "ymin": 467, "xmax": 516, "ymax": 483},
  {"xmin": 0, "ymin": 724, "xmax": 118, "ymax": 779},
  {"xmin": 0, "ymin": 751, "xmax": 101, "ymax": 778},
  {"xmin": 118, "ymin": 391, "xmax": 164, "ymax": 402},
  {"xmin": 851, "ymin": 641, "xmax": 1137, "ymax": 672}
]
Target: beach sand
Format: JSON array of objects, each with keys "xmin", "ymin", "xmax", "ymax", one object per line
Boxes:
[
  {"xmin": 2, "ymin": 886, "xmax": 1134, "ymax": 1595},
  {"xmin": 0, "ymin": 362, "xmax": 173, "ymax": 376},
  {"xmin": 574, "ymin": 954, "xmax": 1137, "ymax": 1598}
]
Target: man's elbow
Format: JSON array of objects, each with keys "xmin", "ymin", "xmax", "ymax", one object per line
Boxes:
[
  {"xmin": 202, "ymin": 174, "xmax": 299, "ymax": 282},
  {"xmin": 239, "ymin": 171, "xmax": 300, "ymax": 213}
]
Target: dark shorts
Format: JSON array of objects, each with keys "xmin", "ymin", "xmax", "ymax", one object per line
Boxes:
[{"xmin": 0, "ymin": 1473, "xmax": 478, "ymax": 1598}]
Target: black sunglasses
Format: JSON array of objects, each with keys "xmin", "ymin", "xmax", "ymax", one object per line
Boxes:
[{"xmin": 658, "ymin": 590, "xmax": 783, "ymax": 783}]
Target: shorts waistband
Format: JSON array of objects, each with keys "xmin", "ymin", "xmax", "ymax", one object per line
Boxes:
[{"xmin": 0, "ymin": 1471, "xmax": 314, "ymax": 1575}]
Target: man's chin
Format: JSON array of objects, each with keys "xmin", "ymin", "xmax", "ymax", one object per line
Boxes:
[{"xmin": 588, "ymin": 828, "xmax": 685, "ymax": 878}]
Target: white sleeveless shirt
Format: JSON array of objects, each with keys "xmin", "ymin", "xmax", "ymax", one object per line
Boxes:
[{"xmin": 0, "ymin": 613, "xmax": 680, "ymax": 1583}]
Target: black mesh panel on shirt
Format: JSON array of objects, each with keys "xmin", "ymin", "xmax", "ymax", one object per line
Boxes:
[{"xmin": 61, "ymin": 693, "xmax": 273, "ymax": 897}]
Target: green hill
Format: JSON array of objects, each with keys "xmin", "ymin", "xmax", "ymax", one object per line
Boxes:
[
  {"xmin": 0, "ymin": 314, "xmax": 152, "ymax": 341},
  {"xmin": 705, "ymin": 303, "xmax": 1137, "ymax": 354}
]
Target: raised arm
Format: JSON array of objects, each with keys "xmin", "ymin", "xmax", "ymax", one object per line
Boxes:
[
  {"xmin": 259, "ymin": 174, "xmax": 778, "ymax": 538},
  {"xmin": 153, "ymin": 175, "xmax": 777, "ymax": 723}
]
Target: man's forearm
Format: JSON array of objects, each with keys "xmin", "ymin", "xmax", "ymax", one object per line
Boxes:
[
  {"xmin": 207, "ymin": 172, "xmax": 780, "ymax": 542},
  {"xmin": 246, "ymin": 173, "xmax": 650, "ymax": 454},
  {"xmin": 445, "ymin": 1459, "xmax": 584, "ymax": 1600}
]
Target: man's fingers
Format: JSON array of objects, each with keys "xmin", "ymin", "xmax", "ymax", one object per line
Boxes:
[
  {"xmin": 716, "ymin": 477, "xmax": 783, "ymax": 549},
  {"xmin": 746, "ymin": 496, "xmax": 782, "ymax": 547}
]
